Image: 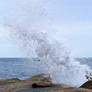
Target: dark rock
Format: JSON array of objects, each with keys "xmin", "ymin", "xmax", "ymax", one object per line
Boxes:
[
  {"xmin": 32, "ymin": 82, "xmax": 53, "ymax": 88},
  {"xmin": 27, "ymin": 74, "xmax": 52, "ymax": 83},
  {"xmin": 80, "ymin": 80, "xmax": 92, "ymax": 89},
  {"xmin": 26, "ymin": 74, "xmax": 74, "ymax": 89}
]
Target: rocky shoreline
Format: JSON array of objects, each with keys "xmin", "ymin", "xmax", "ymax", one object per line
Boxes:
[{"xmin": 0, "ymin": 74, "xmax": 91, "ymax": 92}]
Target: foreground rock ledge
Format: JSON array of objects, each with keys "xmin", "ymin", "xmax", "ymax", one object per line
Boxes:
[
  {"xmin": 0, "ymin": 74, "xmax": 91, "ymax": 92},
  {"xmin": 42, "ymin": 88, "xmax": 92, "ymax": 92}
]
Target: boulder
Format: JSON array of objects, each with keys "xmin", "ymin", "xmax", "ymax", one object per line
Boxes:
[
  {"xmin": 27, "ymin": 74, "xmax": 52, "ymax": 82},
  {"xmin": 80, "ymin": 80, "xmax": 92, "ymax": 89},
  {"xmin": 31, "ymin": 82, "xmax": 74, "ymax": 89},
  {"xmin": 32, "ymin": 82, "xmax": 53, "ymax": 88},
  {"xmin": 26, "ymin": 74, "xmax": 74, "ymax": 89}
]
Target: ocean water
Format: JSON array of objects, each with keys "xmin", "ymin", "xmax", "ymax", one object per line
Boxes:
[
  {"xmin": 0, "ymin": 58, "xmax": 45, "ymax": 79},
  {"xmin": 0, "ymin": 58, "xmax": 91, "ymax": 80},
  {"xmin": 76, "ymin": 58, "xmax": 92, "ymax": 69}
]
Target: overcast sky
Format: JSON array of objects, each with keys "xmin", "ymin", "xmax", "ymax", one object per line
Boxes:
[{"xmin": 0, "ymin": 0, "xmax": 92, "ymax": 57}]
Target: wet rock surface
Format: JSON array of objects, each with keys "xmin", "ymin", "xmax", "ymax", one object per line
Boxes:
[
  {"xmin": 42, "ymin": 88, "xmax": 92, "ymax": 92},
  {"xmin": 16, "ymin": 86, "xmax": 62, "ymax": 92},
  {"xmin": 16, "ymin": 88, "xmax": 92, "ymax": 92}
]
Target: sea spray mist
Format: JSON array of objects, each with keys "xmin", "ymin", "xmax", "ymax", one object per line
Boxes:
[{"xmin": 4, "ymin": 0, "xmax": 91, "ymax": 87}]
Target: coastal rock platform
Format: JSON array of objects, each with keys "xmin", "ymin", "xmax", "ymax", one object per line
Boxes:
[{"xmin": 0, "ymin": 74, "xmax": 91, "ymax": 92}]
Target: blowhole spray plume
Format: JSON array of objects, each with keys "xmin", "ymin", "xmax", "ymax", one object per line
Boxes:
[{"xmin": 4, "ymin": 0, "xmax": 91, "ymax": 87}]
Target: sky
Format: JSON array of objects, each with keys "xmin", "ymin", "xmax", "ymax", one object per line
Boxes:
[{"xmin": 0, "ymin": 0, "xmax": 92, "ymax": 57}]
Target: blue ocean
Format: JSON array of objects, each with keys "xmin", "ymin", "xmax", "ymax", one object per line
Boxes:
[
  {"xmin": 0, "ymin": 58, "xmax": 45, "ymax": 79},
  {"xmin": 0, "ymin": 58, "xmax": 91, "ymax": 80}
]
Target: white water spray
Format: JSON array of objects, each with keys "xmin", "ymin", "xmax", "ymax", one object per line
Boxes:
[{"xmin": 4, "ymin": 0, "xmax": 91, "ymax": 86}]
